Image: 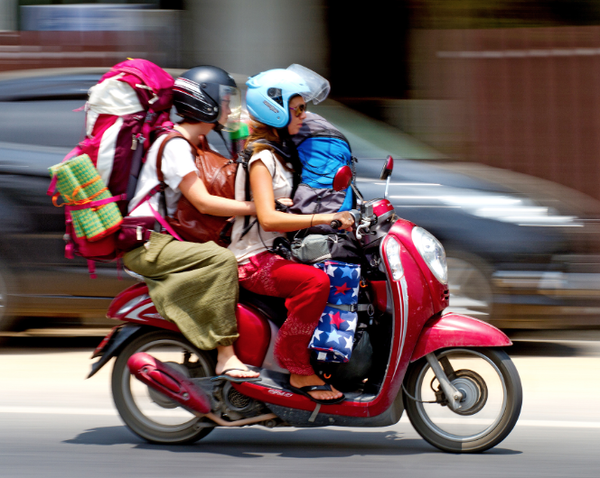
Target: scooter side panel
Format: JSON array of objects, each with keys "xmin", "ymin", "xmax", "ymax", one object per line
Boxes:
[
  {"xmin": 107, "ymin": 282, "xmax": 150, "ymax": 318},
  {"xmin": 377, "ymin": 233, "xmax": 435, "ymax": 414},
  {"xmin": 264, "ymin": 389, "xmax": 405, "ymax": 428},
  {"xmin": 233, "ymin": 377, "xmax": 380, "ymax": 416},
  {"xmin": 107, "ymin": 283, "xmax": 179, "ymax": 331},
  {"xmin": 229, "ymin": 232, "xmax": 440, "ymax": 419},
  {"xmin": 410, "ymin": 312, "xmax": 513, "ymax": 362},
  {"xmin": 233, "ymin": 304, "xmax": 271, "ymax": 367},
  {"xmin": 106, "ymin": 283, "xmax": 271, "ymax": 367},
  {"xmin": 389, "ymin": 219, "xmax": 449, "ymax": 315}
]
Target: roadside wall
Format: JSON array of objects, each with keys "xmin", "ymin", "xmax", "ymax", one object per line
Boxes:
[
  {"xmin": 407, "ymin": 26, "xmax": 600, "ymax": 202},
  {"xmin": 0, "ymin": 31, "xmax": 166, "ymax": 72},
  {"xmin": 0, "ymin": 6, "xmax": 181, "ymax": 73}
]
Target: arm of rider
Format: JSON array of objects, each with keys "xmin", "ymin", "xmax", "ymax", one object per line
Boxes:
[
  {"xmin": 250, "ymin": 160, "xmax": 353, "ymax": 232},
  {"xmin": 178, "ymin": 171, "xmax": 256, "ymax": 217}
]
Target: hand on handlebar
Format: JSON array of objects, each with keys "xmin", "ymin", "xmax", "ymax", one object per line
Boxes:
[{"xmin": 331, "ymin": 211, "xmax": 354, "ymax": 231}]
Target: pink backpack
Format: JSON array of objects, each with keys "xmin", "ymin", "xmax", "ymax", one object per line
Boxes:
[{"xmin": 49, "ymin": 59, "xmax": 175, "ymax": 276}]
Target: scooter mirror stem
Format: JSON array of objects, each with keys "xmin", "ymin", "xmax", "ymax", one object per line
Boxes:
[
  {"xmin": 350, "ymin": 183, "xmax": 365, "ymax": 210},
  {"xmin": 384, "ymin": 176, "xmax": 391, "ymax": 200}
]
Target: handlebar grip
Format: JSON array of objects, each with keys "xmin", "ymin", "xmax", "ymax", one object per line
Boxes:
[{"xmin": 330, "ymin": 219, "xmax": 342, "ymax": 229}]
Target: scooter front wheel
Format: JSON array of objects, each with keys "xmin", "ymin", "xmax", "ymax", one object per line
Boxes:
[
  {"xmin": 403, "ymin": 347, "xmax": 522, "ymax": 453},
  {"xmin": 112, "ymin": 329, "xmax": 216, "ymax": 444}
]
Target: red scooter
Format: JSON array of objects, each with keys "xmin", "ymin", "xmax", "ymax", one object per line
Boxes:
[{"xmin": 89, "ymin": 157, "xmax": 522, "ymax": 453}]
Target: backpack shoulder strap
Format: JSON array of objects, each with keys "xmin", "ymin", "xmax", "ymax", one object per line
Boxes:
[
  {"xmin": 237, "ymin": 139, "xmax": 298, "ymax": 239},
  {"xmin": 154, "ymin": 130, "xmax": 199, "ymax": 220},
  {"xmin": 251, "ymin": 139, "xmax": 291, "ymax": 161},
  {"xmin": 155, "ymin": 130, "xmax": 199, "ymax": 183},
  {"xmin": 197, "ymin": 134, "xmax": 211, "ymax": 152}
]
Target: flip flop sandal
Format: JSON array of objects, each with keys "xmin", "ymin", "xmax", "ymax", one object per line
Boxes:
[
  {"xmin": 211, "ymin": 368, "xmax": 262, "ymax": 383},
  {"xmin": 288, "ymin": 383, "xmax": 346, "ymax": 405}
]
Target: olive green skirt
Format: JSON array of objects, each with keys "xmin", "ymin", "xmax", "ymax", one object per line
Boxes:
[{"xmin": 123, "ymin": 232, "xmax": 239, "ymax": 350}]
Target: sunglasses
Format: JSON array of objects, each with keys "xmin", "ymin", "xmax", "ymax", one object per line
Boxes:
[{"xmin": 289, "ymin": 103, "xmax": 307, "ymax": 117}]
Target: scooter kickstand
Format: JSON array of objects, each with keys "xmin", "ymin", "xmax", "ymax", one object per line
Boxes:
[{"xmin": 308, "ymin": 403, "xmax": 321, "ymax": 423}]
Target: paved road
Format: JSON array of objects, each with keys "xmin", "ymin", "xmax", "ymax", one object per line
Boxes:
[{"xmin": 0, "ymin": 335, "xmax": 599, "ymax": 478}]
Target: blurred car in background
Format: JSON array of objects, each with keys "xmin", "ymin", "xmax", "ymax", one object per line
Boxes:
[
  {"xmin": 2, "ymin": 68, "xmax": 600, "ymax": 333},
  {"xmin": 0, "ymin": 68, "xmax": 133, "ymax": 332}
]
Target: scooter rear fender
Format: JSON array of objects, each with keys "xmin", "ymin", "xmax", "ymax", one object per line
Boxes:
[
  {"xmin": 88, "ymin": 324, "xmax": 143, "ymax": 378},
  {"xmin": 410, "ymin": 312, "xmax": 512, "ymax": 362}
]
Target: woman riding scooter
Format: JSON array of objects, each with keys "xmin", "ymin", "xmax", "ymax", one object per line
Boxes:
[
  {"xmin": 228, "ymin": 66, "xmax": 354, "ymax": 403},
  {"xmin": 123, "ymin": 66, "xmax": 259, "ymax": 380}
]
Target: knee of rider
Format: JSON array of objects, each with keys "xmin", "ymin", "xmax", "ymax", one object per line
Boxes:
[
  {"xmin": 308, "ymin": 269, "xmax": 330, "ymax": 297},
  {"xmin": 215, "ymin": 248, "xmax": 238, "ymax": 271}
]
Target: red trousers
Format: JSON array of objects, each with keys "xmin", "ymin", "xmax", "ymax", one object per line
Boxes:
[{"xmin": 238, "ymin": 251, "xmax": 330, "ymax": 375}]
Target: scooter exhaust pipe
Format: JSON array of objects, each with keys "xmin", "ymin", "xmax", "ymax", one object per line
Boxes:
[{"xmin": 127, "ymin": 352, "xmax": 211, "ymax": 415}]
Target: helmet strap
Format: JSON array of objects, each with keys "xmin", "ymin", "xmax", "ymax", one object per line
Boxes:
[{"xmin": 214, "ymin": 128, "xmax": 231, "ymax": 154}]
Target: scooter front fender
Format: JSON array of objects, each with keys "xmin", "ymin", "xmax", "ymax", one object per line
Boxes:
[{"xmin": 410, "ymin": 312, "xmax": 512, "ymax": 362}]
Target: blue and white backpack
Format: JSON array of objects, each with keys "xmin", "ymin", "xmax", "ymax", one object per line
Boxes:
[{"xmin": 289, "ymin": 112, "xmax": 355, "ymax": 227}]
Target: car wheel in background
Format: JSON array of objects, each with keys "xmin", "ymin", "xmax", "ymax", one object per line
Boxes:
[{"xmin": 446, "ymin": 252, "xmax": 494, "ymax": 321}]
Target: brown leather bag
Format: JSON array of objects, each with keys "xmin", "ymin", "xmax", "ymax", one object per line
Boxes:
[{"xmin": 156, "ymin": 131, "xmax": 237, "ymax": 246}]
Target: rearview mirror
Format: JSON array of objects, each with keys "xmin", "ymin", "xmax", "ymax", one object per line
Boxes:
[
  {"xmin": 332, "ymin": 165, "xmax": 353, "ymax": 191},
  {"xmin": 379, "ymin": 155, "xmax": 394, "ymax": 180}
]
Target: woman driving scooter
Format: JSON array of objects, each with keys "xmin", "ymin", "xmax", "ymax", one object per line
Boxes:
[
  {"xmin": 123, "ymin": 66, "xmax": 259, "ymax": 381},
  {"xmin": 228, "ymin": 66, "xmax": 354, "ymax": 403}
]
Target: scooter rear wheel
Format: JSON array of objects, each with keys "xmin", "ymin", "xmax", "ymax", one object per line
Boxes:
[
  {"xmin": 112, "ymin": 330, "xmax": 216, "ymax": 444},
  {"xmin": 403, "ymin": 347, "xmax": 522, "ymax": 453}
]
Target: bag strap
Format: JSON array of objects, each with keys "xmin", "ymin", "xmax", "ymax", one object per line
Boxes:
[
  {"xmin": 238, "ymin": 139, "xmax": 300, "ymax": 239},
  {"xmin": 155, "ymin": 130, "xmax": 194, "ymax": 218},
  {"xmin": 147, "ymin": 201, "xmax": 183, "ymax": 241},
  {"xmin": 295, "ymin": 129, "xmax": 351, "ymax": 150},
  {"xmin": 66, "ymin": 193, "xmax": 127, "ymax": 211},
  {"xmin": 153, "ymin": 130, "xmax": 200, "ymax": 241},
  {"xmin": 155, "ymin": 130, "xmax": 199, "ymax": 183},
  {"xmin": 125, "ymin": 184, "xmax": 183, "ymax": 241}
]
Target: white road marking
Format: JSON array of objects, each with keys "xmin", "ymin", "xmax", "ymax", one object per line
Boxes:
[
  {"xmin": 0, "ymin": 406, "xmax": 599, "ymax": 429},
  {"xmin": 0, "ymin": 406, "xmax": 194, "ymax": 418},
  {"xmin": 0, "ymin": 406, "xmax": 118, "ymax": 416},
  {"xmin": 517, "ymin": 420, "xmax": 600, "ymax": 429}
]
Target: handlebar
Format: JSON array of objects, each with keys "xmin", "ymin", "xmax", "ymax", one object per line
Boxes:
[{"xmin": 332, "ymin": 210, "xmax": 362, "ymax": 231}]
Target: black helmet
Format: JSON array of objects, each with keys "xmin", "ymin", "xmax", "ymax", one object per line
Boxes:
[{"xmin": 173, "ymin": 66, "xmax": 240, "ymax": 126}]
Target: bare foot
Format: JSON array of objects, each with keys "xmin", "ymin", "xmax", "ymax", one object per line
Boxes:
[
  {"xmin": 215, "ymin": 345, "xmax": 260, "ymax": 379},
  {"xmin": 289, "ymin": 373, "xmax": 343, "ymax": 401}
]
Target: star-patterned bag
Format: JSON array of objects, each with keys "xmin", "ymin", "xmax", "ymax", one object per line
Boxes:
[{"xmin": 309, "ymin": 260, "xmax": 361, "ymax": 363}]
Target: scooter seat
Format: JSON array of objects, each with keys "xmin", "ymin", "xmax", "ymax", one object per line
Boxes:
[{"xmin": 239, "ymin": 288, "xmax": 287, "ymax": 328}]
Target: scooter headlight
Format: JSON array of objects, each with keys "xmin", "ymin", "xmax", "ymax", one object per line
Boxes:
[
  {"xmin": 412, "ymin": 226, "xmax": 448, "ymax": 285},
  {"xmin": 384, "ymin": 236, "xmax": 404, "ymax": 281}
]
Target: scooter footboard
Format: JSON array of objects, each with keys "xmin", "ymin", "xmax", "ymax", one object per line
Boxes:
[{"xmin": 410, "ymin": 312, "xmax": 512, "ymax": 362}]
